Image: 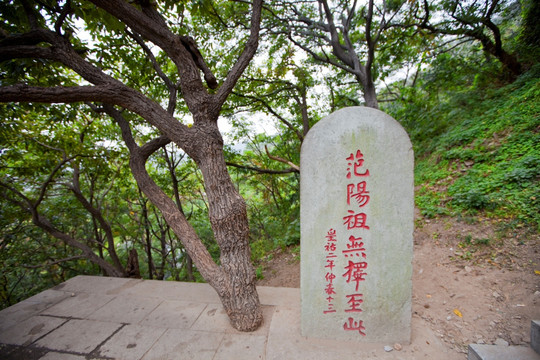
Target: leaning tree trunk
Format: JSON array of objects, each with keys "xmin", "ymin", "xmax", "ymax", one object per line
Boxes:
[
  {"xmin": 195, "ymin": 132, "xmax": 263, "ymax": 331},
  {"xmin": 114, "ymin": 110, "xmax": 263, "ymax": 332}
]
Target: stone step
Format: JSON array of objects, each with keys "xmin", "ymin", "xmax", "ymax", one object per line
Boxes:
[
  {"xmin": 468, "ymin": 344, "xmax": 540, "ymax": 360},
  {"xmin": 468, "ymin": 321, "xmax": 540, "ymax": 360},
  {"xmin": 532, "ymin": 320, "xmax": 540, "ymax": 355}
]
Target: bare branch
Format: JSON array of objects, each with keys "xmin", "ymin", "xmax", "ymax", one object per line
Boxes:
[
  {"xmin": 265, "ymin": 145, "xmax": 300, "ymax": 172},
  {"xmin": 226, "ymin": 161, "xmax": 299, "ymax": 174},
  {"xmin": 23, "ymin": 255, "xmax": 85, "ymax": 269}
]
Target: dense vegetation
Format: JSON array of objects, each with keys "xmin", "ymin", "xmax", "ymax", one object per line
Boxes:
[{"xmin": 1, "ymin": 0, "xmax": 538, "ymax": 311}]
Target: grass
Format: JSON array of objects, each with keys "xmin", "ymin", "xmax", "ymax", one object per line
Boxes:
[{"xmin": 412, "ymin": 67, "xmax": 540, "ymax": 231}]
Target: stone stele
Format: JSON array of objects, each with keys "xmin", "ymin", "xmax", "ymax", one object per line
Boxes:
[{"xmin": 300, "ymin": 107, "xmax": 413, "ymax": 343}]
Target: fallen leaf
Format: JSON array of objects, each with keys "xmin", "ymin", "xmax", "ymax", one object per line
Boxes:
[
  {"xmin": 453, "ymin": 309, "xmax": 463, "ymax": 318},
  {"xmin": 534, "ymin": 270, "xmax": 540, "ymax": 275},
  {"xmin": 426, "ymin": 294, "xmax": 432, "ymax": 298}
]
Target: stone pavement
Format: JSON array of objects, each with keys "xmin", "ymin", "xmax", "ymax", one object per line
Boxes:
[{"xmin": 0, "ymin": 275, "xmax": 472, "ymax": 359}]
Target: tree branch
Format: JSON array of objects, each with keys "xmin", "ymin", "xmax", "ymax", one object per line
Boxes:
[
  {"xmin": 265, "ymin": 145, "xmax": 300, "ymax": 172},
  {"xmin": 214, "ymin": 0, "xmax": 264, "ymax": 111},
  {"xmin": 226, "ymin": 161, "xmax": 299, "ymax": 174}
]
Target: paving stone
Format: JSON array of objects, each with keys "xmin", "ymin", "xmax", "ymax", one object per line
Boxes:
[
  {"xmin": 139, "ymin": 299, "xmax": 207, "ymax": 329},
  {"xmin": 38, "ymin": 353, "xmax": 87, "ymax": 360},
  {"xmin": 41, "ymin": 292, "xmax": 115, "ymax": 319},
  {"xmin": 0, "ymin": 344, "xmax": 49, "ymax": 360},
  {"xmin": 141, "ymin": 328, "xmax": 223, "ymax": 360},
  {"xmin": 0, "ymin": 290, "xmax": 70, "ymax": 333},
  {"xmin": 34, "ymin": 319, "xmax": 122, "ymax": 354},
  {"xmin": 97, "ymin": 324, "xmax": 166, "ymax": 360},
  {"xmin": 213, "ymin": 333, "xmax": 267, "ymax": 360},
  {"xmin": 120, "ymin": 279, "xmax": 220, "ymax": 302},
  {"xmin": 256, "ymin": 286, "xmax": 300, "ymax": 308},
  {"xmin": 87, "ymin": 295, "xmax": 162, "ymax": 324},
  {"xmin": 266, "ymin": 307, "xmax": 374, "ymax": 360},
  {"xmin": 53, "ymin": 275, "xmax": 141, "ymax": 295},
  {"xmin": 0, "ymin": 315, "xmax": 66, "ymax": 346},
  {"xmin": 190, "ymin": 304, "xmax": 275, "ymax": 335}
]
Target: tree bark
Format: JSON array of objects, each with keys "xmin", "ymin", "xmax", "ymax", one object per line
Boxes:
[{"xmin": 195, "ymin": 131, "xmax": 262, "ymax": 331}]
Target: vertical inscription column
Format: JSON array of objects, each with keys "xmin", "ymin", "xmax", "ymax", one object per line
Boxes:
[{"xmin": 300, "ymin": 107, "xmax": 414, "ymax": 343}]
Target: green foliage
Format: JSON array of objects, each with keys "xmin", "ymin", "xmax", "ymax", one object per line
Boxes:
[{"xmin": 404, "ymin": 65, "xmax": 540, "ymax": 229}]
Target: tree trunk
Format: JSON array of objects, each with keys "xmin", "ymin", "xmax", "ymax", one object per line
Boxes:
[
  {"xmin": 194, "ymin": 129, "xmax": 263, "ymax": 332},
  {"xmin": 117, "ymin": 115, "xmax": 262, "ymax": 331},
  {"xmin": 185, "ymin": 254, "xmax": 195, "ymax": 282},
  {"xmin": 363, "ymin": 80, "xmax": 379, "ymax": 109},
  {"xmin": 357, "ymin": 72, "xmax": 379, "ymax": 109},
  {"xmin": 126, "ymin": 248, "xmax": 141, "ymax": 278}
]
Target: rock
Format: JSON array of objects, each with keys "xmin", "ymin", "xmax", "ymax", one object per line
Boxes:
[
  {"xmin": 510, "ymin": 333, "xmax": 522, "ymax": 344},
  {"xmin": 477, "ymin": 340, "xmax": 485, "ymax": 344},
  {"xmin": 71, "ymin": 293, "xmax": 75, "ymax": 297},
  {"xmin": 465, "ymin": 266, "xmax": 472, "ymax": 273},
  {"xmin": 393, "ymin": 343, "xmax": 402, "ymax": 351},
  {"xmin": 494, "ymin": 338, "xmax": 509, "ymax": 346},
  {"xmin": 534, "ymin": 291, "xmax": 540, "ymax": 296},
  {"xmin": 384, "ymin": 345, "xmax": 393, "ymax": 352}
]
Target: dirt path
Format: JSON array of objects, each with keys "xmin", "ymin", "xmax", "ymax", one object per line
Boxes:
[{"xmin": 256, "ymin": 212, "xmax": 540, "ymax": 357}]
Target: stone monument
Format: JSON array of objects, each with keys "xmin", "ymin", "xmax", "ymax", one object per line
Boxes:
[{"xmin": 300, "ymin": 107, "xmax": 413, "ymax": 343}]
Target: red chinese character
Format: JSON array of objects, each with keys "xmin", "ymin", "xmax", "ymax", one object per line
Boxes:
[
  {"xmin": 346, "ymin": 150, "xmax": 370, "ymax": 179},
  {"xmin": 343, "ymin": 210, "xmax": 370, "ymax": 230},
  {"xmin": 343, "ymin": 260, "xmax": 368, "ymax": 291},
  {"xmin": 326, "ymin": 229, "xmax": 337, "ymax": 241},
  {"xmin": 345, "ymin": 293, "xmax": 364, "ymax": 312},
  {"xmin": 342, "ymin": 235, "xmax": 367, "ymax": 258},
  {"xmin": 323, "ymin": 304, "xmax": 336, "ymax": 314},
  {"xmin": 325, "ymin": 258, "xmax": 336, "ymax": 271},
  {"xmin": 325, "ymin": 283, "xmax": 337, "ymax": 295},
  {"xmin": 325, "ymin": 242, "xmax": 337, "ymax": 252},
  {"xmin": 325, "ymin": 272, "xmax": 336, "ymax": 283},
  {"xmin": 347, "ymin": 182, "xmax": 370, "ymax": 207},
  {"xmin": 343, "ymin": 317, "xmax": 366, "ymax": 335}
]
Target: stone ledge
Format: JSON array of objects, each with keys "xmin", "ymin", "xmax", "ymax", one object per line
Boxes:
[
  {"xmin": 532, "ymin": 320, "xmax": 540, "ymax": 355},
  {"xmin": 468, "ymin": 344, "xmax": 540, "ymax": 360}
]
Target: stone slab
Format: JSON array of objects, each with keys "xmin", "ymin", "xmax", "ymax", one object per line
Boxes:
[
  {"xmin": 266, "ymin": 306, "xmax": 408, "ymax": 360},
  {"xmin": 87, "ymin": 295, "xmax": 162, "ymax": 324},
  {"xmin": 190, "ymin": 304, "xmax": 275, "ymax": 335},
  {"xmin": 213, "ymin": 333, "xmax": 267, "ymax": 360},
  {"xmin": 0, "ymin": 289, "xmax": 70, "ymax": 332},
  {"xmin": 256, "ymin": 286, "xmax": 300, "ymax": 308},
  {"xmin": 140, "ymin": 328, "xmax": 223, "ymax": 360},
  {"xmin": 300, "ymin": 107, "xmax": 413, "ymax": 343},
  {"xmin": 468, "ymin": 344, "xmax": 540, "ymax": 360},
  {"xmin": 97, "ymin": 324, "xmax": 166, "ymax": 360},
  {"xmin": 53, "ymin": 275, "xmax": 141, "ymax": 295},
  {"xmin": 34, "ymin": 319, "xmax": 121, "ymax": 354},
  {"xmin": 0, "ymin": 344, "xmax": 49, "ymax": 359},
  {"xmin": 41, "ymin": 292, "xmax": 115, "ymax": 318},
  {"xmin": 0, "ymin": 315, "xmax": 66, "ymax": 346},
  {"xmin": 120, "ymin": 279, "xmax": 220, "ymax": 302},
  {"xmin": 139, "ymin": 299, "xmax": 207, "ymax": 329},
  {"xmin": 39, "ymin": 353, "xmax": 88, "ymax": 360},
  {"xmin": 532, "ymin": 320, "xmax": 540, "ymax": 354}
]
